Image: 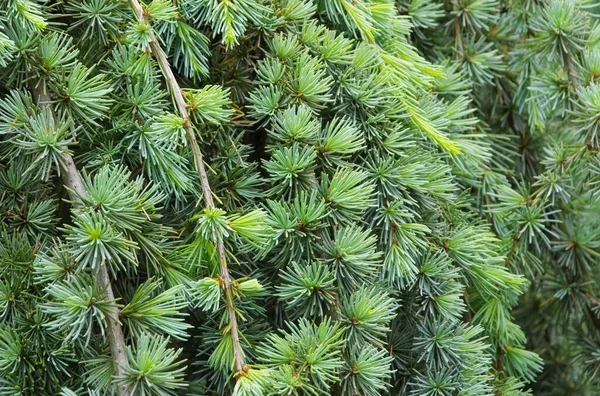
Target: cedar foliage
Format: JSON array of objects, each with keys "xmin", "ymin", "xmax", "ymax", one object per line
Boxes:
[
  {"xmin": 402, "ymin": 0, "xmax": 600, "ymax": 394},
  {"xmin": 1, "ymin": 0, "xmax": 595, "ymax": 395}
]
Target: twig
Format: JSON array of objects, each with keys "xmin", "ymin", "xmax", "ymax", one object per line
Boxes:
[
  {"xmin": 32, "ymin": 87, "xmax": 131, "ymax": 395},
  {"xmin": 561, "ymin": 46, "xmax": 579, "ymax": 90},
  {"xmin": 451, "ymin": 0, "xmax": 465, "ymax": 59},
  {"xmin": 504, "ymin": 223, "xmax": 525, "ymax": 267},
  {"xmin": 127, "ymin": 1, "xmax": 247, "ymax": 375}
]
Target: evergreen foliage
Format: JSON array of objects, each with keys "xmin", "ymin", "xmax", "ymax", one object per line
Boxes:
[
  {"xmin": 401, "ymin": 0, "xmax": 600, "ymax": 393},
  {"xmin": 0, "ymin": 0, "xmax": 595, "ymax": 395}
]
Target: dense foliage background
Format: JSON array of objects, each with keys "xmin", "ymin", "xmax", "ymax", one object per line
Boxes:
[
  {"xmin": 0, "ymin": 0, "xmax": 598, "ymax": 395},
  {"xmin": 403, "ymin": 0, "xmax": 600, "ymax": 394}
]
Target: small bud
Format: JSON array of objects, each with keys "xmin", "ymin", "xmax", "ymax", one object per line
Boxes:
[{"xmin": 238, "ymin": 279, "xmax": 263, "ymax": 293}]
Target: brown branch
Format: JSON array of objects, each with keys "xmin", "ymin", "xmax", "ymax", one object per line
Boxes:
[
  {"xmin": 32, "ymin": 87, "xmax": 131, "ymax": 395},
  {"xmin": 561, "ymin": 45, "xmax": 579, "ymax": 91},
  {"xmin": 127, "ymin": 1, "xmax": 246, "ymax": 375},
  {"xmin": 504, "ymin": 222, "xmax": 525, "ymax": 267},
  {"xmin": 451, "ymin": 0, "xmax": 464, "ymax": 59}
]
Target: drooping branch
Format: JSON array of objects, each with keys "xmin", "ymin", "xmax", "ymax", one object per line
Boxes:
[
  {"xmin": 127, "ymin": 1, "xmax": 246, "ymax": 375},
  {"xmin": 32, "ymin": 86, "xmax": 131, "ymax": 396}
]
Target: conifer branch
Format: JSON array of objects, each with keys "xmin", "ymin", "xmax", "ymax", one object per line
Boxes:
[
  {"xmin": 3, "ymin": 0, "xmax": 573, "ymax": 393},
  {"xmin": 504, "ymin": 223, "xmax": 525, "ymax": 267},
  {"xmin": 127, "ymin": 0, "xmax": 246, "ymax": 375},
  {"xmin": 561, "ymin": 46, "xmax": 578, "ymax": 90},
  {"xmin": 32, "ymin": 85, "xmax": 131, "ymax": 396},
  {"xmin": 451, "ymin": 0, "xmax": 464, "ymax": 58}
]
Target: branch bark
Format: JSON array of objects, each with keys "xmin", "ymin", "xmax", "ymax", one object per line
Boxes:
[
  {"xmin": 561, "ymin": 46, "xmax": 579, "ymax": 90},
  {"xmin": 127, "ymin": 1, "xmax": 246, "ymax": 375},
  {"xmin": 33, "ymin": 87, "xmax": 131, "ymax": 396},
  {"xmin": 451, "ymin": 0, "xmax": 464, "ymax": 59}
]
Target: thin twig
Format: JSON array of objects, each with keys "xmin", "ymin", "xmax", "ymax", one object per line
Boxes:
[
  {"xmin": 32, "ymin": 86, "xmax": 131, "ymax": 396},
  {"xmin": 504, "ymin": 222, "xmax": 525, "ymax": 267},
  {"xmin": 451, "ymin": 0, "xmax": 464, "ymax": 59},
  {"xmin": 561, "ymin": 46, "xmax": 579, "ymax": 90},
  {"xmin": 127, "ymin": 1, "xmax": 246, "ymax": 375}
]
